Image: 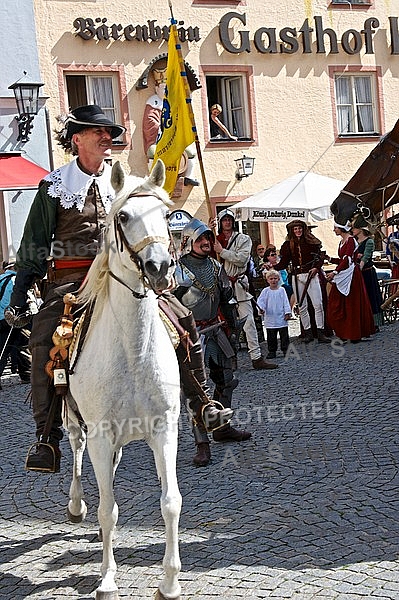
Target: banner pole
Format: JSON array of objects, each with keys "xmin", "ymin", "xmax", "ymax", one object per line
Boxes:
[{"xmin": 167, "ymin": 1, "xmax": 214, "ymax": 224}]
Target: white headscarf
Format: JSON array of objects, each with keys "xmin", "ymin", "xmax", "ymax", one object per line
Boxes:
[{"xmin": 334, "ymin": 221, "xmax": 351, "ymax": 232}]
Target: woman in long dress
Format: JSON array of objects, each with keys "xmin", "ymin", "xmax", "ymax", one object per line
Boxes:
[
  {"xmin": 351, "ymin": 216, "xmax": 384, "ymax": 331},
  {"xmin": 326, "ymin": 223, "xmax": 375, "ymax": 342}
]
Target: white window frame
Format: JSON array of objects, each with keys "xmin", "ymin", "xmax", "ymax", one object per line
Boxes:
[
  {"xmin": 64, "ymin": 71, "xmax": 124, "ymax": 142},
  {"xmin": 331, "ymin": 0, "xmax": 371, "ymax": 4},
  {"xmin": 334, "ymin": 73, "xmax": 377, "ymax": 136},
  {"xmin": 206, "ymin": 73, "xmax": 251, "ymax": 140}
]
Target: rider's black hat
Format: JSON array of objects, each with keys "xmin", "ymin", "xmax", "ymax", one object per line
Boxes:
[{"xmin": 65, "ymin": 105, "xmax": 126, "ymax": 140}]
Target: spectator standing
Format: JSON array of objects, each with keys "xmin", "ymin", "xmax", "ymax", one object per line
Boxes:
[
  {"xmin": 212, "ymin": 208, "xmax": 277, "ymax": 369},
  {"xmin": 277, "ymin": 220, "xmax": 330, "ymax": 343},
  {"xmin": 386, "ymin": 223, "xmax": 399, "ymax": 291},
  {"xmin": 257, "ymin": 270, "xmax": 291, "ymax": 359},
  {"xmin": 326, "ymin": 223, "xmax": 375, "ymax": 342},
  {"xmin": 352, "ymin": 216, "xmax": 384, "ymax": 331},
  {"xmin": 0, "ymin": 262, "xmax": 31, "ymax": 388},
  {"xmin": 254, "ymin": 244, "xmax": 266, "ymax": 276},
  {"xmin": 261, "ymin": 249, "xmax": 296, "ymax": 313}
]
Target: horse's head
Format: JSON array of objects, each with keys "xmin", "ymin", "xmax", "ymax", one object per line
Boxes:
[
  {"xmin": 109, "ymin": 160, "xmax": 175, "ymax": 294},
  {"xmin": 331, "ymin": 119, "xmax": 399, "ymax": 228},
  {"xmin": 330, "ymin": 191, "xmax": 358, "ymax": 228}
]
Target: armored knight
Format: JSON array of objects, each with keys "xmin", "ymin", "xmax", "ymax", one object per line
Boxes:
[{"xmin": 174, "ymin": 218, "xmax": 251, "ymax": 467}]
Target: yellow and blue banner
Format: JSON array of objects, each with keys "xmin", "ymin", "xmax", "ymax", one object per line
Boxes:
[{"xmin": 153, "ymin": 21, "xmax": 196, "ymax": 195}]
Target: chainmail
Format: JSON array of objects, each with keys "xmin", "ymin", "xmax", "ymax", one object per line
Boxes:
[{"xmin": 180, "ymin": 254, "xmax": 218, "ymax": 294}]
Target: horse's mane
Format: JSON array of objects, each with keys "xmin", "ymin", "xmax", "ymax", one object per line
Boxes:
[{"xmin": 78, "ymin": 173, "xmax": 171, "ymax": 308}]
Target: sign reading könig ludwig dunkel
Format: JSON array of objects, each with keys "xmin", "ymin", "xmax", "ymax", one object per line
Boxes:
[{"xmin": 249, "ymin": 209, "xmax": 308, "ymax": 222}]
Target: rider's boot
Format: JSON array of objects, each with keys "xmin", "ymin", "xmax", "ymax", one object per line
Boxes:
[
  {"xmin": 191, "ymin": 420, "xmax": 211, "ymax": 467},
  {"xmin": 25, "ymin": 345, "xmax": 63, "ymax": 473},
  {"xmin": 26, "ymin": 439, "xmax": 61, "ymax": 473}
]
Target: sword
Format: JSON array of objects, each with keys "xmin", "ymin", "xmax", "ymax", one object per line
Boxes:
[
  {"xmin": 298, "ymin": 271, "xmax": 314, "ymax": 308},
  {"xmin": 298, "ymin": 252, "xmax": 321, "ymax": 308},
  {"xmin": 198, "ymin": 321, "xmax": 226, "ymax": 335}
]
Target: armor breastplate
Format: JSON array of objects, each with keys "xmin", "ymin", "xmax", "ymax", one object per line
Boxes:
[{"xmin": 176, "ymin": 256, "xmax": 221, "ymax": 321}]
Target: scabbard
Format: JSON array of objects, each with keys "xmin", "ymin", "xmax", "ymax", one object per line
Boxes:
[{"xmin": 298, "ymin": 271, "xmax": 313, "ymax": 307}]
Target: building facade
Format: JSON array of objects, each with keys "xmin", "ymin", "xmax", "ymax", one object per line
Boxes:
[
  {"xmin": 27, "ymin": 0, "xmax": 399, "ymax": 255},
  {"xmin": 0, "ymin": 0, "xmax": 51, "ymax": 264}
]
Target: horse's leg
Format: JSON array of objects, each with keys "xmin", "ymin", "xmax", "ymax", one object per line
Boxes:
[
  {"xmin": 87, "ymin": 436, "xmax": 119, "ymax": 600},
  {"xmin": 66, "ymin": 419, "xmax": 88, "ymax": 523},
  {"xmin": 98, "ymin": 447, "xmax": 123, "ymax": 543},
  {"xmin": 148, "ymin": 428, "xmax": 182, "ymax": 600}
]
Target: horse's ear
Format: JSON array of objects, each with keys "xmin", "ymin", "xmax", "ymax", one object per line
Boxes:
[
  {"xmin": 111, "ymin": 161, "xmax": 125, "ymax": 194},
  {"xmin": 150, "ymin": 159, "xmax": 166, "ymax": 189}
]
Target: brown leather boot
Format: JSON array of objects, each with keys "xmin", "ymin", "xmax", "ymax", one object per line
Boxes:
[
  {"xmin": 252, "ymin": 357, "xmax": 278, "ymax": 370},
  {"xmin": 202, "ymin": 404, "xmax": 234, "ymax": 431},
  {"xmin": 213, "ymin": 425, "xmax": 251, "ymax": 443},
  {"xmin": 193, "ymin": 442, "xmax": 211, "ymax": 466}
]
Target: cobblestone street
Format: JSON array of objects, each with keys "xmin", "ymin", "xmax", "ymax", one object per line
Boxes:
[{"xmin": 1, "ymin": 320, "xmax": 399, "ymax": 599}]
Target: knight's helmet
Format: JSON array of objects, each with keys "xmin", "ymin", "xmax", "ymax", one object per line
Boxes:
[
  {"xmin": 217, "ymin": 207, "xmax": 236, "ymax": 232},
  {"xmin": 180, "ymin": 218, "xmax": 215, "ymax": 255}
]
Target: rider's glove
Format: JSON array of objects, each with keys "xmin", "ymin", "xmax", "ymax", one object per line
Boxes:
[
  {"xmin": 5, "ymin": 268, "xmax": 37, "ymax": 327},
  {"xmin": 4, "ymin": 305, "xmax": 32, "ymax": 328}
]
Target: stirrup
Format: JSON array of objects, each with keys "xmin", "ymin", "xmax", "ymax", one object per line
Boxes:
[
  {"xmin": 201, "ymin": 400, "xmax": 233, "ymax": 433},
  {"xmin": 25, "ymin": 441, "xmax": 59, "ymax": 473}
]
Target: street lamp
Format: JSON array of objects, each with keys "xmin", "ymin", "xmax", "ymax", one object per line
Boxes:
[
  {"xmin": 8, "ymin": 72, "xmax": 44, "ymax": 142},
  {"xmin": 235, "ymin": 155, "xmax": 255, "ymax": 180}
]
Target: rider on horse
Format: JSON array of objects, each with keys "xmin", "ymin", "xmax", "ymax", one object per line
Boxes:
[{"xmin": 5, "ymin": 105, "xmax": 231, "ymax": 473}]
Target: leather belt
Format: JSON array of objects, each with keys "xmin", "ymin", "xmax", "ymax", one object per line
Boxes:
[
  {"xmin": 195, "ymin": 317, "xmax": 219, "ymax": 329},
  {"xmin": 54, "ymin": 259, "xmax": 93, "ymax": 270}
]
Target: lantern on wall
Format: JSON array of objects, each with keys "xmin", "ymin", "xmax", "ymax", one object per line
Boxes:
[{"xmin": 8, "ymin": 72, "xmax": 44, "ymax": 143}]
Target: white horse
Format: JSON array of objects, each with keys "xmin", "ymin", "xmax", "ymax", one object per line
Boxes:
[{"xmin": 65, "ymin": 160, "xmax": 182, "ymax": 600}]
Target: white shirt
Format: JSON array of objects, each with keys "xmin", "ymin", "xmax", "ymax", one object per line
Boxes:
[{"xmin": 257, "ymin": 286, "xmax": 291, "ymax": 329}]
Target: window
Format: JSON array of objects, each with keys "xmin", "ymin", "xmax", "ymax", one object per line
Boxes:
[
  {"xmin": 65, "ymin": 73, "xmax": 124, "ymax": 142},
  {"xmin": 204, "ymin": 70, "xmax": 254, "ymax": 142},
  {"xmin": 333, "ymin": 73, "xmax": 380, "ymax": 136},
  {"xmin": 331, "ymin": 0, "xmax": 371, "ymax": 5},
  {"xmin": 58, "ymin": 64, "xmax": 129, "ymax": 146}
]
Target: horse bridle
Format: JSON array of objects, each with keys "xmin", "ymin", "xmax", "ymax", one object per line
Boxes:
[
  {"xmin": 339, "ymin": 188, "xmax": 399, "ymax": 241},
  {"xmin": 339, "ymin": 135, "xmax": 399, "ymax": 233},
  {"xmin": 111, "ymin": 192, "xmax": 171, "ymax": 299}
]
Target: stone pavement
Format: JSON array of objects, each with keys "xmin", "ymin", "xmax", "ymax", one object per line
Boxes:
[{"xmin": 1, "ymin": 320, "xmax": 399, "ymax": 600}]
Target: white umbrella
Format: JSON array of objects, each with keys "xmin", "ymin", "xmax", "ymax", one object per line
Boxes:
[{"xmin": 234, "ymin": 171, "xmax": 347, "ymax": 223}]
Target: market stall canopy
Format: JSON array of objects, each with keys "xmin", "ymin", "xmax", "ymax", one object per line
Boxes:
[
  {"xmin": 0, "ymin": 152, "xmax": 49, "ymax": 190},
  {"xmin": 234, "ymin": 171, "xmax": 347, "ymax": 223}
]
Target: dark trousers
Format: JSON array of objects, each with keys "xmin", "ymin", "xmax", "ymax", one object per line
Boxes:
[
  {"xmin": 29, "ymin": 281, "xmax": 83, "ymax": 443},
  {"xmin": 266, "ymin": 326, "xmax": 289, "ymax": 354}
]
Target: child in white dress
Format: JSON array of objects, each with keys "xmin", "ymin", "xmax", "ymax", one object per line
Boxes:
[{"xmin": 257, "ymin": 269, "xmax": 291, "ymax": 358}]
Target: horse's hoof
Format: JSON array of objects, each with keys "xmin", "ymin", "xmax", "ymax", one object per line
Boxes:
[
  {"xmin": 155, "ymin": 591, "xmax": 181, "ymax": 600},
  {"xmin": 96, "ymin": 591, "xmax": 119, "ymax": 599},
  {"xmin": 67, "ymin": 504, "xmax": 87, "ymax": 523}
]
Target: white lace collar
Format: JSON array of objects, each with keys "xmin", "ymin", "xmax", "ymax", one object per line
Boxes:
[{"xmin": 44, "ymin": 158, "xmax": 114, "ymax": 213}]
